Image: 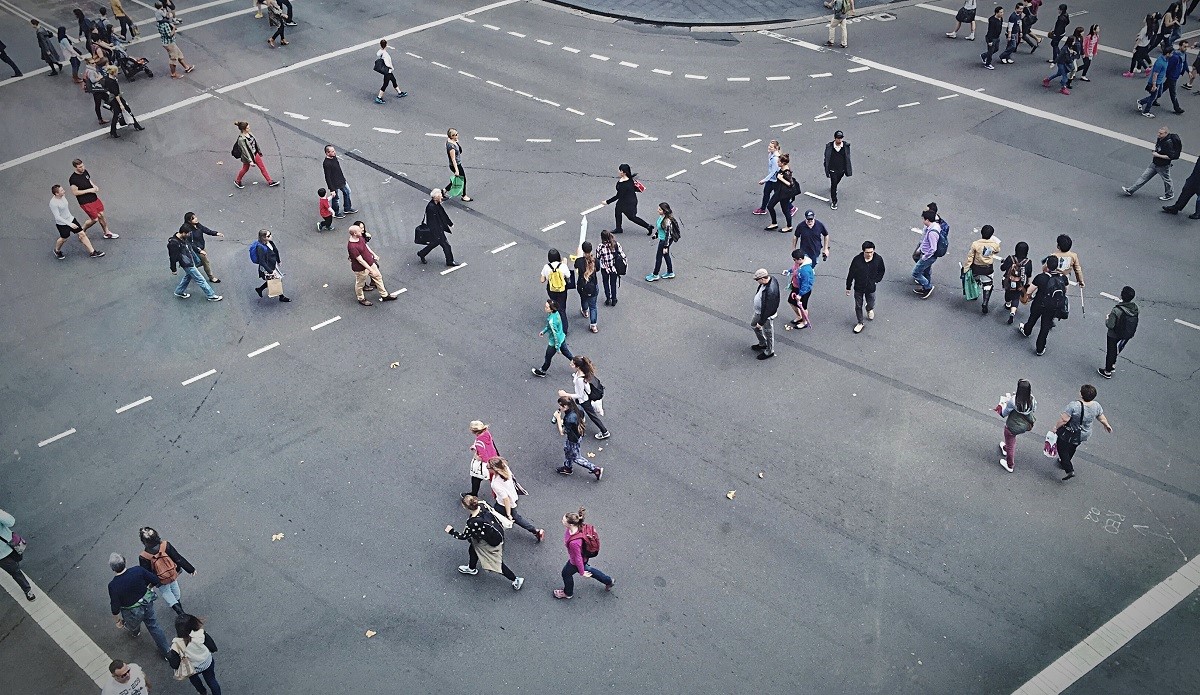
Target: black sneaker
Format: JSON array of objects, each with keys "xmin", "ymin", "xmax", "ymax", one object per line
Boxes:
[
  {"xmin": 234, "ymin": 180, "xmax": 245, "ymax": 189},
  {"xmin": 920, "ymin": 286, "xmax": 934, "ymax": 299},
  {"xmin": 344, "ymin": 208, "xmax": 359, "ymax": 214},
  {"xmin": 1097, "ymin": 367, "xmax": 1113, "ymax": 379},
  {"xmin": 531, "ymin": 368, "xmax": 547, "ymax": 378},
  {"xmin": 397, "ymin": 91, "xmax": 408, "ymax": 98},
  {"xmin": 593, "ymin": 467, "xmax": 603, "ymax": 481},
  {"xmin": 1035, "ymin": 348, "xmax": 1046, "ymax": 356},
  {"xmin": 54, "ymin": 250, "xmax": 65, "ymax": 260},
  {"xmin": 267, "ymin": 181, "xmax": 281, "ymax": 187},
  {"xmin": 556, "ymin": 466, "xmax": 573, "ymax": 475},
  {"xmin": 89, "ymin": 250, "xmax": 105, "ymax": 258}
]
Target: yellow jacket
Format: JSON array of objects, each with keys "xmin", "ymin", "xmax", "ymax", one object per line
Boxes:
[
  {"xmin": 111, "ymin": 0, "xmax": 127, "ymax": 17},
  {"xmin": 964, "ymin": 238, "xmax": 1001, "ymax": 269}
]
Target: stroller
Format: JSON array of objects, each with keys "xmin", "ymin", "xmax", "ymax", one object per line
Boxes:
[{"xmin": 96, "ymin": 35, "xmax": 153, "ymax": 81}]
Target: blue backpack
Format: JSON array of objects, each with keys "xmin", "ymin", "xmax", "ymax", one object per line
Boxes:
[
  {"xmin": 248, "ymin": 241, "xmax": 265, "ymax": 264},
  {"xmin": 934, "ymin": 218, "xmax": 950, "ymax": 258}
]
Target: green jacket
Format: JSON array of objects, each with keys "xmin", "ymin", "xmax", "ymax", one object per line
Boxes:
[
  {"xmin": 1105, "ymin": 301, "xmax": 1138, "ymax": 337},
  {"xmin": 237, "ymin": 133, "xmax": 259, "ymax": 164},
  {"xmin": 541, "ymin": 311, "xmax": 565, "ymax": 348}
]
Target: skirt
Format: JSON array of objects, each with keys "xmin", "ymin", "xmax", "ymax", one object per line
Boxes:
[
  {"xmin": 471, "ymin": 539, "xmax": 504, "ymax": 573},
  {"xmin": 956, "ymin": 7, "xmax": 976, "ymax": 22}
]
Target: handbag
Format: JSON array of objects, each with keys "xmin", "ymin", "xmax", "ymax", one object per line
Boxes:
[
  {"xmin": 912, "ymin": 243, "xmax": 922, "ymax": 263},
  {"xmin": 414, "ymin": 213, "xmax": 433, "ymax": 245},
  {"xmin": 373, "ymin": 57, "xmax": 388, "ymax": 75},
  {"xmin": 170, "ymin": 639, "xmax": 197, "ymax": 681},
  {"xmin": 1043, "ymin": 430, "xmax": 1059, "ymax": 458},
  {"xmin": 613, "ymin": 246, "xmax": 628, "ymax": 276},
  {"xmin": 445, "ymin": 175, "xmax": 465, "ymax": 198},
  {"xmin": 514, "ymin": 479, "xmax": 529, "ymax": 496},
  {"xmin": 633, "ymin": 179, "xmax": 645, "ymax": 193},
  {"xmin": 1056, "ymin": 401, "xmax": 1084, "ymax": 447},
  {"xmin": 3, "ymin": 532, "xmax": 26, "ymax": 559},
  {"xmin": 469, "ymin": 456, "xmax": 487, "ymax": 479},
  {"xmin": 485, "ymin": 503, "xmax": 515, "ymax": 529},
  {"xmin": 266, "ymin": 276, "xmax": 283, "ymax": 298}
]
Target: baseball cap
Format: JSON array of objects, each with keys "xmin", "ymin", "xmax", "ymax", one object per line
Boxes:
[
  {"xmin": 753, "ymin": 268, "xmax": 769, "ymax": 279},
  {"xmin": 804, "ymin": 209, "xmax": 815, "ymax": 220},
  {"xmin": 834, "ymin": 130, "xmax": 844, "ymax": 139}
]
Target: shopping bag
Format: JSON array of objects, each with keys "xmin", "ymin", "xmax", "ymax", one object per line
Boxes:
[
  {"xmin": 961, "ymin": 267, "xmax": 980, "ymax": 301},
  {"xmin": 445, "ymin": 175, "xmax": 465, "ymax": 198},
  {"xmin": 1043, "ymin": 430, "xmax": 1059, "ymax": 459},
  {"xmin": 266, "ymin": 276, "xmax": 284, "ymax": 298}
]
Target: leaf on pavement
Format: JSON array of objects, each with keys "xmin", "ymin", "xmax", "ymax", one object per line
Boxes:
[
  {"xmin": 726, "ymin": 491, "xmax": 736, "ymax": 500},
  {"xmin": 271, "ymin": 533, "xmax": 285, "ymax": 541},
  {"xmin": 390, "ymin": 362, "xmax": 400, "ymax": 369},
  {"xmin": 365, "ymin": 630, "xmax": 377, "ymax": 638}
]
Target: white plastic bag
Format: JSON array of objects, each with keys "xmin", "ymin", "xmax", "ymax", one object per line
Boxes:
[{"xmin": 1043, "ymin": 430, "xmax": 1059, "ymax": 459}]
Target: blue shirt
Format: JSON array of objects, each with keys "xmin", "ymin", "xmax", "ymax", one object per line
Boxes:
[
  {"xmin": 108, "ymin": 567, "xmax": 160, "ymax": 614},
  {"xmin": 1167, "ymin": 52, "xmax": 1186, "ymax": 80},
  {"xmin": 795, "ymin": 220, "xmax": 828, "ymax": 263}
]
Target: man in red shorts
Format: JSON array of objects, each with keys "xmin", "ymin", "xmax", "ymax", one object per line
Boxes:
[{"xmin": 69, "ymin": 158, "xmax": 119, "ymax": 239}]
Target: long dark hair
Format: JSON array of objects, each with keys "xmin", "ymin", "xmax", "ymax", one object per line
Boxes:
[
  {"xmin": 1014, "ymin": 379, "xmax": 1033, "ymax": 413},
  {"xmin": 580, "ymin": 241, "xmax": 595, "ymax": 282},
  {"xmin": 175, "ymin": 613, "xmax": 204, "ymax": 644},
  {"xmin": 618, "ymin": 163, "xmax": 636, "ymax": 179},
  {"xmin": 557, "ymin": 396, "xmax": 585, "ymax": 436}
]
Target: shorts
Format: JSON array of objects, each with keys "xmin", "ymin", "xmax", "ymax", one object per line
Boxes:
[
  {"xmin": 80, "ymin": 199, "xmax": 105, "ymax": 220},
  {"xmin": 164, "ymin": 43, "xmax": 184, "ymax": 61},
  {"xmin": 955, "ymin": 7, "xmax": 976, "ymax": 22},
  {"xmin": 56, "ymin": 221, "xmax": 80, "ymax": 239}
]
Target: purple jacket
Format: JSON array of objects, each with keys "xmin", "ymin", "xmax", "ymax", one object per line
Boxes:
[{"xmin": 919, "ymin": 224, "xmax": 940, "ymax": 259}]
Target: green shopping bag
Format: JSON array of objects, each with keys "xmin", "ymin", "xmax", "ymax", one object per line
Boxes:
[
  {"xmin": 962, "ymin": 269, "xmax": 981, "ymax": 301},
  {"xmin": 446, "ymin": 175, "xmax": 465, "ymax": 198}
]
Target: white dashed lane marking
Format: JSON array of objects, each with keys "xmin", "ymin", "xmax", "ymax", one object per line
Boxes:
[
  {"xmin": 685, "ymin": 74, "xmax": 708, "ymax": 80},
  {"xmin": 766, "ymin": 75, "xmax": 791, "ymax": 81},
  {"xmin": 580, "ymin": 204, "xmax": 605, "ymax": 215},
  {"xmin": 677, "ymin": 133, "xmax": 702, "ymax": 139},
  {"xmin": 1100, "ymin": 292, "xmax": 1120, "ymax": 301},
  {"xmin": 714, "ymin": 160, "xmax": 737, "ymax": 169},
  {"xmin": 458, "ymin": 70, "xmax": 479, "ymax": 79},
  {"xmin": 700, "ymin": 155, "xmax": 722, "ymax": 165},
  {"xmin": 405, "ymin": 52, "xmax": 423, "ymax": 59},
  {"xmin": 652, "ymin": 68, "xmax": 673, "ymax": 75},
  {"xmin": 474, "ymin": 136, "xmax": 500, "ymax": 141},
  {"xmin": 742, "ymin": 139, "xmax": 762, "ymax": 148},
  {"xmin": 536, "ymin": 39, "xmax": 553, "ymax": 45},
  {"xmin": 815, "ymin": 115, "xmax": 839, "ymax": 121},
  {"xmin": 562, "ymin": 46, "xmax": 581, "ymax": 53},
  {"xmin": 37, "ymin": 428, "xmax": 76, "ymax": 448},
  {"xmin": 527, "ymin": 138, "xmax": 551, "ymax": 142},
  {"xmin": 243, "ymin": 102, "xmax": 270, "ymax": 112},
  {"xmin": 804, "ymin": 191, "xmax": 831, "ymax": 202},
  {"xmin": 430, "ymin": 61, "xmax": 451, "ymax": 69},
  {"xmin": 590, "ymin": 54, "xmax": 610, "ymax": 61},
  {"xmin": 321, "ymin": 119, "xmax": 351, "ymax": 127},
  {"xmin": 847, "ymin": 66, "xmax": 871, "ymax": 73},
  {"xmin": 542, "ymin": 220, "xmax": 566, "ymax": 232},
  {"xmin": 938, "ymin": 93, "xmax": 959, "ymax": 100},
  {"xmin": 845, "ymin": 98, "xmax": 864, "ymax": 106},
  {"xmin": 373, "ymin": 127, "xmax": 401, "ymax": 134},
  {"xmin": 283, "ymin": 111, "xmax": 309, "ymax": 120},
  {"xmin": 566, "ymin": 108, "xmax": 586, "ymax": 115},
  {"xmin": 620, "ymin": 61, "xmax": 639, "ymax": 68},
  {"xmin": 857, "ymin": 109, "xmax": 880, "ymax": 115},
  {"xmin": 671, "ymin": 144, "xmax": 692, "ymax": 153},
  {"xmin": 810, "ymin": 72, "xmax": 833, "ymax": 78},
  {"xmin": 855, "ymin": 209, "xmax": 882, "ymax": 220},
  {"xmin": 782, "ymin": 123, "xmax": 803, "ymax": 131},
  {"xmin": 115, "ymin": 396, "xmax": 153, "ymax": 414},
  {"xmin": 728, "ymin": 77, "xmax": 751, "ymax": 81},
  {"xmin": 507, "ymin": 31, "xmax": 525, "ymax": 37},
  {"xmin": 1176, "ymin": 319, "xmax": 1200, "ymax": 331},
  {"xmin": 247, "ymin": 342, "xmax": 281, "ymax": 358},
  {"xmin": 577, "ymin": 138, "xmax": 601, "ymax": 143},
  {"xmin": 724, "ymin": 128, "xmax": 749, "ymax": 134},
  {"xmin": 310, "ymin": 316, "xmax": 341, "ymax": 331},
  {"xmin": 482, "ymin": 23, "xmax": 500, "ymax": 30},
  {"xmin": 440, "ymin": 264, "xmax": 467, "ymax": 275},
  {"xmin": 181, "ymin": 369, "xmax": 217, "ymax": 386},
  {"xmin": 770, "ymin": 121, "xmax": 793, "ymax": 128},
  {"xmin": 595, "ymin": 118, "xmax": 616, "ymax": 126},
  {"xmin": 492, "ymin": 242, "xmax": 517, "ymax": 253},
  {"xmin": 881, "ymin": 85, "xmax": 898, "ymax": 92},
  {"xmin": 665, "ymin": 169, "xmax": 687, "ymax": 179}
]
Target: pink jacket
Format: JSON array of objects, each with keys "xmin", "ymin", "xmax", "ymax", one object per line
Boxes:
[
  {"xmin": 564, "ymin": 528, "xmax": 587, "ymax": 574},
  {"xmin": 1082, "ymin": 34, "xmax": 1100, "ymax": 58}
]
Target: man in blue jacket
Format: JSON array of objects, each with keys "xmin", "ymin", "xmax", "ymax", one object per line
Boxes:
[
  {"xmin": 1159, "ymin": 39, "xmax": 1188, "ymax": 115},
  {"xmin": 1139, "ymin": 45, "xmax": 1172, "ymax": 117}
]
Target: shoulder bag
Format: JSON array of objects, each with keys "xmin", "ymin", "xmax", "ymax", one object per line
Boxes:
[
  {"xmin": 1055, "ymin": 401, "xmax": 1083, "ymax": 447},
  {"xmin": 170, "ymin": 639, "xmax": 198, "ymax": 680},
  {"xmin": 3, "ymin": 532, "xmax": 26, "ymax": 559},
  {"xmin": 414, "ymin": 213, "xmax": 433, "ymax": 245}
]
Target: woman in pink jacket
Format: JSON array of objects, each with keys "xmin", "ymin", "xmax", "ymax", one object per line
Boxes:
[
  {"xmin": 1079, "ymin": 24, "xmax": 1100, "ymax": 81},
  {"xmin": 553, "ymin": 507, "xmax": 614, "ymax": 599}
]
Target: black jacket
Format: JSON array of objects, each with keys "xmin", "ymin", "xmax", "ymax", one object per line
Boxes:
[
  {"xmin": 754, "ymin": 277, "xmax": 780, "ymax": 325},
  {"xmin": 323, "ymin": 155, "xmax": 347, "ymax": 190},
  {"xmin": 181, "ymin": 221, "xmax": 219, "ymax": 250},
  {"xmin": 823, "ymin": 141, "xmax": 852, "ymax": 177},
  {"xmin": 985, "ymin": 14, "xmax": 1003, "ymax": 41},
  {"xmin": 1155, "ymin": 134, "xmax": 1182, "ymax": 164},
  {"xmin": 166, "ymin": 632, "xmax": 218, "ymax": 670},
  {"xmin": 138, "ymin": 540, "xmax": 197, "ymax": 576},
  {"xmin": 424, "ymin": 200, "xmax": 454, "ymax": 239},
  {"xmin": 256, "ymin": 240, "xmax": 281, "ymax": 277},
  {"xmin": 605, "ymin": 178, "xmax": 639, "ymax": 208},
  {"xmin": 846, "ymin": 252, "xmax": 886, "ymax": 293},
  {"xmin": 167, "ymin": 235, "xmax": 199, "ymax": 272},
  {"xmin": 1050, "ymin": 12, "xmax": 1070, "ymax": 38}
]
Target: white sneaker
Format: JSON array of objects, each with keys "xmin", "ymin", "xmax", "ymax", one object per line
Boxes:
[
  {"xmin": 1017, "ymin": 322, "xmax": 1028, "ymax": 337},
  {"xmin": 945, "ymin": 32, "xmax": 956, "ymax": 39},
  {"xmin": 1000, "ymin": 458, "xmax": 1014, "ymax": 472},
  {"xmin": 866, "ymin": 309, "xmax": 875, "ymax": 320},
  {"xmin": 512, "ymin": 577, "xmax": 524, "ymax": 590},
  {"xmin": 457, "ymin": 565, "xmax": 478, "ymax": 575},
  {"xmin": 965, "ymin": 33, "xmax": 974, "ymax": 40},
  {"xmin": 999, "ymin": 442, "xmax": 1007, "ymax": 456}
]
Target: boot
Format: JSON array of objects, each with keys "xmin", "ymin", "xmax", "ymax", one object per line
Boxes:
[{"xmin": 171, "ymin": 602, "xmax": 184, "ymax": 615}]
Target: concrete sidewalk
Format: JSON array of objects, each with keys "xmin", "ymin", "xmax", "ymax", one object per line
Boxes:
[{"xmin": 543, "ymin": 0, "xmax": 894, "ymax": 26}]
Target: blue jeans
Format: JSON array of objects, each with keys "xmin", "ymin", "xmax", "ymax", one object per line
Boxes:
[
  {"xmin": 652, "ymin": 241, "xmax": 673, "ymax": 275},
  {"xmin": 561, "ymin": 560, "xmax": 612, "ymax": 596},
  {"xmin": 1139, "ymin": 84, "xmax": 1164, "ymax": 112},
  {"xmin": 581, "ymin": 293, "xmax": 598, "ymax": 326},
  {"xmin": 189, "ymin": 659, "xmax": 222, "ymax": 695},
  {"xmin": 562, "ymin": 439, "xmax": 596, "ymax": 472},
  {"xmin": 120, "ymin": 599, "xmax": 171, "ymax": 655},
  {"xmin": 156, "ymin": 578, "xmax": 181, "ymax": 606},
  {"xmin": 176, "ymin": 266, "xmax": 216, "ymax": 298},
  {"xmin": 1047, "ymin": 62, "xmax": 1069, "ymax": 87},
  {"xmin": 998, "ymin": 38, "xmax": 1019, "ymax": 60},
  {"xmin": 332, "ymin": 185, "xmax": 352, "ymax": 214},
  {"xmin": 912, "ymin": 256, "xmax": 936, "ymax": 290},
  {"xmin": 601, "ymin": 269, "xmax": 619, "ymax": 302}
]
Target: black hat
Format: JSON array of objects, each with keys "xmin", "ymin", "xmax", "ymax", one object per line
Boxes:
[{"xmin": 834, "ymin": 130, "xmax": 844, "ymax": 139}]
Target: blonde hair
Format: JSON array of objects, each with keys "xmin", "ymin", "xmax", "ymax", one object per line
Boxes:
[
  {"xmin": 487, "ymin": 456, "xmax": 511, "ymax": 480},
  {"xmin": 469, "ymin": 420, "xmax": 487, "ymax": 433}
]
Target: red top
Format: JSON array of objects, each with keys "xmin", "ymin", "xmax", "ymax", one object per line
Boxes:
[
  {"xmin": 319, "ymin": 197, "xmax": 333, "ymax": 218},
  {"xmin": 347, "ymin": 238, "xmax": 375, "ymax": 271}
]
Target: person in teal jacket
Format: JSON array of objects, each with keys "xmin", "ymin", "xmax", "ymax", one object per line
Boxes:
[
  {"xmin": 1, "ymin": 509, "xmax": 35, "ymax": 600},
  {"xmin": 532, "ymin": 299, "xmax": 574, "ymax": 377}
]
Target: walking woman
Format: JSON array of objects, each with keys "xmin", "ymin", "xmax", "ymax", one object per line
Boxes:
[
  {"xmin": 102, "ymin": 65, "xmax": 143, "ymax": 138},
  {"xmin": 446, "ymin": 128, "xmax": 471, "ymax": 202},
  {"xmin": 553, "ymin": 508, "xmax": 614, "ymax": 599},
  {"xmin": 138, "ymin": 527, "xmax": 196, "ymax": 616},
  {"xmin": 558, "ymin": 355, "xmax": 610, "ymax": 440},
  {"xmin": 753, "ymin": 140, "xmax": 780, "ymax": 215},
  {"xmin": 1079, "ymin": 24, "xmax": 1100, "ymax": 81},
  {"xmin": 57, "ymin": 26, "xmax": 84, "ymax": 83},
  {"xmin": 444, "ymin": 495, "xmax": 524, "ymax": 590},
  {"xmin": 265, "ymin": 0, "xmax": 288, "ymax": 47},
  {"xmin": 169, "ymin": 614, "xmax": 222, "ymax": 695},
  {"xmin": 768, "ymin": 155, "xmax": 800, "ymax": 233},
  {"xmin": 234, "ymin": 120, "xmax": 279, "ymax": 188},
  {"xmin": 645, "ymin": 202, "xmax": 678, "ymax": 282},
  {"xmin": 1126, "ymin": 14, "xmax": 1159, "ymax": 76},
  {"xmin": 553, "ymin": 396, "xmax": 602, "ymax": 480},
  {"xmin": 0, "ymin": 508, "xmax": 34, "ymax": 601},
  {"xmin": 532, "ymin": 299, "xmax": 574, "ymax": 377},
  {"xmin": 487, "ymin": 457, "xmax": 545, "ymax": 542},
  {"xmin": 84, "ymin": 57, "xmax": 108, "ymax": 125},
  {"xmin": 541, "ymin": 248, "xmax": 572, "ymax": 335},
  {"xmin": 373, "ymin": 39, "xmax": 407, "ymax": 103},
  {"xmin": 33, "ymin": 19, "xmax": 63, "ymax": 75},
  {"xmin": 601, "ymin": 164, "xmax": 653, "ymax": 234},
  {"xmin": 597, "ymin": 230, "xmax": 626, "ymax": 307},
  {"xmin": 1000, "ymin": 241, "xmax": 1033, "ymax": 325},
  {"xmin": 252, "ymin": 229, "xmax": 291, "ymax": 302},
  {"xmin": 468, "ymin": 420, "xmax": 498, "ymax": 497},
  {"xmin": 574, "ymin": 241, "xmax": 600, "ymax": 332},
  {"xmin": 996, "ymin": 379, "xmax": 1036, "ymax": 472}
]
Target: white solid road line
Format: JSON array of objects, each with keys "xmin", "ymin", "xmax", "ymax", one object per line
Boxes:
[
  {"xmin": 247, "ymin": 342, "xmax": 281, "ymax": 358},
  {"xmin": 580, "ymin": 204, "xmax": 605, "ymax": 215},
  {"xmin": 855, "ymin": 209, "xmax": 882, "ymax": 220},
  {"xmin": 1014, "ymin": 554, "xmax": 1200, "ymax": 695},
  {"xmin": 491, "ymin": 241, "xmax": 517, "ymax": 253},
  {"xmin": 671, "ymin": 144, "xmax": 692, "ymax": 153},
  {"xmin": 37, "ymin": 428, "xmax": 77, "ymax": 448},
  {"xmin": 542, "ymin": 220, "xmax": 567, "ymax": 231},
  {"xmin": 898, "ymin": 101, "xmax": 920, "ymax": 108},
  {"xmin": 441, "ymin": 263, "xmax": 468, "ymax": 275},
  {"xmin": 665, "ymin": 169, "xmax": 687, "ymax": 179},
  {"xmin": 857, "ymin": 109, "xmax": 880, "ymax": 115},
  {"xmin": 595, "ymin": 118, "xmax": 616, "ymax": 126},
  {"xmin": 181, "ymin": 368, "xmax": 218, "ymax": 386},
  {"xmin": 804, "ymin": 191, "xmax": 831, "ymax": 202},
  {"xmin": 1099, "ymin": 292, "xmax": 1120, "ymax": 302},
  {"xmin": 311, "ymin": 316, "xmax": 342, "ymax": 331},
  {"xmin": 724, "ymin": 128, "xmax": 749, "ymax": 133},
  {"xmin": 1176, "ymin": 319, "xmax": 1200, "ymax": 331},
  {"xmin": 845, "ymin": 98, "xmax": 864, "ymax": 106},
  {"xmin": 374, "ymin": 127, "xmax": 402, "ymax": 134},
  {"xmin": 0, "ymin": 573, "xmax": 111, "ymax": 686},
  {"xmin": 742, "ymin": 139, "xmax": 762, "ymax": 148},
  {"xmin": 115, "ymin": 396, "xmax": 153, "ymax": 414},
  {"xmin": 847, "ymin": 66, "xmax": 871, "ymax": 73}
]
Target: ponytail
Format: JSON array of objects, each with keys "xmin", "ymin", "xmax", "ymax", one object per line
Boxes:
[{"xmin": 565, "ymin": 507, "xmax": 586, "ymax": 526}]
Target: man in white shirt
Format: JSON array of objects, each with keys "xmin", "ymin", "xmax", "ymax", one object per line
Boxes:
[
  {"xmin": 101, "ymin": 660, "xmax": 150, "ymax": 695},
  {"xmin": 50, "ymin": 184, "xmax": 103, "ymax": 259}
]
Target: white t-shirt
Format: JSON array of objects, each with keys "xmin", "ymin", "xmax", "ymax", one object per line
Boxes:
[
  {"xmin": 490, "ymin": 475, "xmax": 519, "ymax": 507},
  {"xmin": 377, "ymin": 48, "xmax": 393, "ymax": 71},
  {"xmin": 101, "ymin": 664, "xmax": 148, "ymax": 695}
]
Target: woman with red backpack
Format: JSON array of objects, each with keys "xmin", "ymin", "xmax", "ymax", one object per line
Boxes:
[
  {"xmin": 554, "ymin": 507, "xmax": 614, "ymax": 599},
  {"xmin": 138, "ymin": 527, "xmax": 196, "ymax": 615}
]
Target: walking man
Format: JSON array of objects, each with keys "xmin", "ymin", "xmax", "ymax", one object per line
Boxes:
[
  {"xmin": 168, "ymin": 228, "xmax": 222, "ymax": 301},
  {"xmin": 1052, "ymin": 384, "xmax": 1112, "ymax": 481},
  {"xmin": 825, "ymin": 0, "xmax": 853, "ymax": 48},
  {"xmin": 322, "ymin": 145, "xmax": 357, "ymax": 218},
  {"xmin": 107, "ymin": 553, "xmax": 171, "ymax": 657},
  {"xmin": 997, "ymin": 2, "xmax": 1024, "ymax": 64},
  {"xmin": 1122, "ymin": 126, "xmax": 1180, "ymax": 200},
  {"xmin": 157, "ymin": 16, "xmax": 194, "ymax": 78},
  {"xmin": 69, "ymin": 159, "xmax": 118, "ymax": 239},
  {"xmin": 1098, "ymin": 286, "xmax": 1139, "ymax": 379},
  {"xmin": 417, "ymin": 189, "xmax": 458, "ymax": 266},
  {"xmin": 822, "ymin": 130, "xmax": 852, "ymax": 210},
  {"xmin": 751, "ymin": 268, "xmax": 780, "ymax": 361},
  {"xmin": 348, "ymin": 223, "xmax": 400, "ymax": 306},
  {"xmin": 181, "ymin": 212, "xmax": 223, "ymax": 284},
  {"xmin": 0, "ymin": 38, "xmax": 22, "ymax": 77},
  {"xmin": 846, "ymin": 240, "xmax": 886, "ymax": 333},
  {"xmin": 110, "ymin": 0, "xmax": 136, "ymax": 40},
  {"xmin": 101, "ymin": 660, "xmax": 150, "ymax": 695},
  {"xmin": 1017, "ymin": 255, "xmax": 1066, "ymax": 356},
  {"xmin": 982, "ymin": 5, "xmax": 1005, "ymax": 69},
  {"xmin": 792, "ymin": 209, "xmax": 830, "ymax": 269},
  {"xmin": 1162, "ymin": 156, "xmax": 1200, "ymax": 217},
  {"xmin": 1138, "ymin": 46, "xmax": 1171, "ymax": 117},
  {"xmin": 1161, "ymin": 40, "xmax": 1188, "ymax": 114},
  {"xmin": 912, "ymin": 209, "xmax": 940, "ymax": 299},
  {"xmin": 50, "ymin": 184, "xmax": 103, "ymax": 259}
]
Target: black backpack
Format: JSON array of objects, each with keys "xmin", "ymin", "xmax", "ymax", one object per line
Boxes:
[
  {"xmin": 1045, "ymin": 274, "xmax": 1070, "ymax": 320},
  {"xmin": 231, "ymin": 140, "xmax": 242, "ymax": 159},
  {"xmin": 668, "ymin": 218, "xmax": 681, "ymax": 244},
  {"xmin": 1114, "ymin": 308, "xmax": 1138, "ymax": 340},
  {"xmin": 587, "ymin": 377, "xmax": 604, "ymax": 401}
]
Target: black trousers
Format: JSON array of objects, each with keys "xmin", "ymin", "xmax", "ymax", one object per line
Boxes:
[
  {"xmin": 1021, "ymin": 303, "xmax": 1055, "ymax": 353},
  {"xmin": 1104, "ymin": 335, "xmax": 1129, "ymax": 372},
  {"xmin": 109, "ymin": 97, "xmax": 139, "ymax": 136},
  {"xmin": 828, "ymin": 169, "xmax": 846, "ymax": 205},
  {"xmin": 117, "ymin": 14, "xmax": 135, "ymax": 38},
  {"xmin": 0, "ymin": 49, "xmax": 20, "ymax": 75},
  {"xmin": 380, "ymin": 72, "xmax": 397, "ymax": 91},
  {"xmin": 580, "ymin": 399, "xmax": 607, "ymax": 435},
  {"xmin": 448, "ymin": 164, "xmax": 466, "ymax": 197},
  {"xmin": 0, "ymin": 554, "xmax": 31, "ymax": 593},
  {"xmin": 1160, "ymin": 78, "xmax": 1183, "ymax": 111},
  {"xmin": 92, "ymin": 92, "xmax": 106, "ymax": 121},
  {"xmin": 547, "ymin": 290, "xmax": 569, "ymax": 334},
  {"xmin": 1168, "ymin": 179, "xmax": 1200, "ymax": 213},
  {"xmin": 1057, "ymin": 440, "xmax": 1079, "ymax": 474},
  {"xmin": 279, "ymin": 0, "xmax": 293, "ymax": 20},
  {"xmin": 418, "ymin": 236, "xmax": 454, "ymax": 263},
  {"xmin": 982, "ymin": 38, "xmax": 1000, "ymax": 65},
  {"xmin": 614, "ymin": 203, "xmax": 651, "ymax": 233}
]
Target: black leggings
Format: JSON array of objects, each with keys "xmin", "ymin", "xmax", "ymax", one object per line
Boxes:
[
  {"xmin": 467, "ymin": 545, "xmax": 516, "ymax": 580},
  {"xmin": 448, "ymin": 164, "xmax": 466, "ymax": 196},
  {"xmin": 0, "ymin": 554, "xmax": 31, "ymax": 593},
  {"xmin": 93, "ymin": 92, "xmax": 105, "ymax": 121},
  {"xmin": 1131, "ymin": 45, "xmax": 1153, "ymax": 72},
  {"xmin": 614, "ymin": 204, "xmax": 651, "ymax": 233},
  {"xmin": 380, "ymin": 72, "xmax": 397, "ymax": 91},
  {"xmin": 271, "ymin": 24, "xmax": 285, "ymax": 41}
]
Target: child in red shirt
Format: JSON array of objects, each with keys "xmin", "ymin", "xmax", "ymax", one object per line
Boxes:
[{"xmin": 317, "ymin": 187, "xmax": 334, "ymax": 231}]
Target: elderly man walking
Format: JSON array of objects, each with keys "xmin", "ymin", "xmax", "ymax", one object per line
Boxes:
[
  {"xmin": 750, "ymin": 268, "xmax": 780, "ymax": 361},
  {"xmin": 107, "ymin": 553, "xmax": 171, "ymax": 657},
  {"xmin": 417, "ymin": 189, "xmax": 460, "ymax": 267}
]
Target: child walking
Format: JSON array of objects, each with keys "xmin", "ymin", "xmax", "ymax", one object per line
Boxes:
[
  {"xmin": 317, "ymin": 188, "xmax": 334, "ymax": 231},
  {"xmin": 553, "ymin": 397, "xmax": 602, "ymax": 481}
]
